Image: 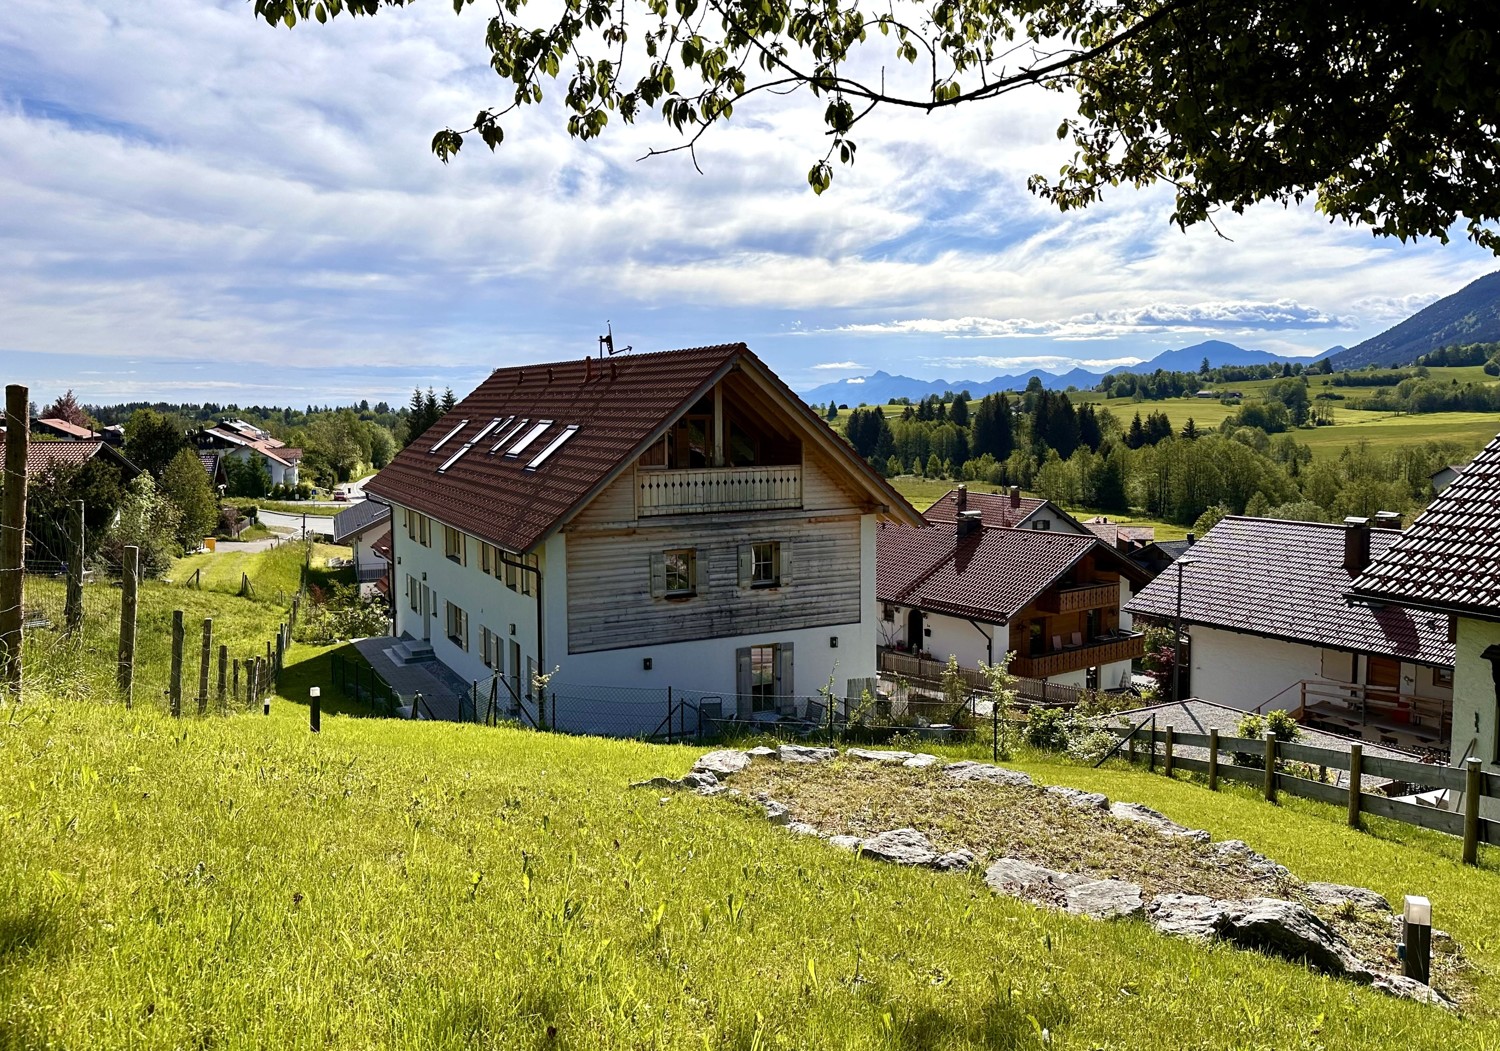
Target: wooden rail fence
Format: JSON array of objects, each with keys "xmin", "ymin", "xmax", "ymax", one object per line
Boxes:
[{"xmin": 1107, "ymin": 725, "xmax": 1495, "ymax": 866}]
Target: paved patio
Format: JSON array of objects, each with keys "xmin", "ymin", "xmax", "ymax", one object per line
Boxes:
[{"xmin": 352, "ymin": 636, "xmax": 473, "ymax": 721}]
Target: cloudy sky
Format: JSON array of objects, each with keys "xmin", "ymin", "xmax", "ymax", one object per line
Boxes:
[{"xmin": 3, "ymin": 1, "xmax": 1496, "ymax": 407}]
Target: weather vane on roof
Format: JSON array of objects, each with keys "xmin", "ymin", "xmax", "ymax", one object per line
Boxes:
[{"xmin": 599, "ymin": 321, "xmax": 632, "ymax": 357}]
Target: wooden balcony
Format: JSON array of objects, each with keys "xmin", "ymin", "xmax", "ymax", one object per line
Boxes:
[
  {"xmin": 1040, "ymin": 581, "xmax": 1120, "ymax": 614},
  {"xmin": 1010, "ymin": 632, "xmax": 1144, "ymax": 678},
  {"xmin": 637, "ymin": 466, "xmax": 803, "ymax": 516}
]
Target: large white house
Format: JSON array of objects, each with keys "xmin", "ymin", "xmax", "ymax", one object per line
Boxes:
[{"xmin": 363, "ymin": 343, "xmax": 923, "ymax": 734}]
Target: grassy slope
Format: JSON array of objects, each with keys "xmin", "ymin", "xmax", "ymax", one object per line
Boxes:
[
  {"xmin": 169, "ymin": 542, "xmax": 348, "ymax": 601},
  {"xmin": 3, "ymin": 694, "xmax": 1497, "ymax": 1050}
]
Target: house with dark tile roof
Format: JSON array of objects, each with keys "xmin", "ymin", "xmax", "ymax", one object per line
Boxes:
[
  {"xmin": 362, "ymin": 343, "xmax": 924, "ymax": 733},
  {"xmin": 1127, "ymin": 515, "xmax": 1454, "ymax": 755},
  {"xmin": 923, "ymin": 485, "xmax": 1092, "ymax": 534},
  {"xmin": 0, "ymin": 437, "xmax": 139, "ymax": 482},
  {"xmin": 332, "ymin": 499, "xmax": 392, "ymax": 586},
  {"xmin": 1348, "ymin": 430, "xmax": 1500, "ymax": 774},
  {"xmin": 876, "ymin": 512, "xmax": 1150, "ymax": 691}
]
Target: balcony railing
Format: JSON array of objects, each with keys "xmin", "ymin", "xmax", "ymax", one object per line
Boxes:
[
  {"xmin": 1040, "ymin": 581, "xmax": 1120, "ymax": 614},
  {"xmin": 1293, "ymin": 679, "xmax": 1452, "ymax": 753},
  {"xmin": 1010, "ymin": 632, "xmax": 1144, "ymax": 679},
  {"xmin": 876, "ymin": 648, "xmax": 1125, "ymax": 707},
  {"xmin": 637, "ymin": 465, "xmax": 803, "ymax": 516}
]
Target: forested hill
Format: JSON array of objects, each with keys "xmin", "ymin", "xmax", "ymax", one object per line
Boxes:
[{"xmin": 1329, "ymin": 270, "xmax": 1500, "ymax": 370}]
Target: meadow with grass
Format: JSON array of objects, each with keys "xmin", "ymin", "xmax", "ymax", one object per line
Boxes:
[{"xmin": 3, "ymin": 693, "xmax": 1498, "ymax": 1049}]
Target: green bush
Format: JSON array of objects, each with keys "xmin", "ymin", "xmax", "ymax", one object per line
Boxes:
[{"xmin": 1025, "ymin": 707, "xmax": 1071, "ymax": 751}]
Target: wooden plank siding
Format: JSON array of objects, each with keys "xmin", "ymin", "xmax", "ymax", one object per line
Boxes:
[
  {"xmin": 564, "ymin": 451, "xmax": 869, "ymax": 655},
  {"xmin": 565, "ymin": 514, "xmax": 862, "ymax": 653}
]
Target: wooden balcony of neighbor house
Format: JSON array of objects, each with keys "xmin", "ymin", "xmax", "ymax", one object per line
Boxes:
[
  {"xmin": 1010, "ymin": 631, "xmax": 1145, "ymax": 679},
  {"xmin": 1038, "ymin": 580, "xmax": 1120, "ymax": 615},
  {"xmin": 637, "ymin": 465, "xmax": 803, "ymax": 516}
]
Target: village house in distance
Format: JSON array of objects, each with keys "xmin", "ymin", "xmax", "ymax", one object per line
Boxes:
[{"xmin": 363, "ymin": 343, "xmax": 924, "ymax": 733}]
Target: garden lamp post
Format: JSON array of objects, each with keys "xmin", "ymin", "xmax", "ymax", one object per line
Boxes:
[{"xmin": 1172, "ymin": 557, "xmax": 1199, "ymax": 703}]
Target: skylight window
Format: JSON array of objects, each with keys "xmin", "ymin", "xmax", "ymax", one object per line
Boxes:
[
  {"xmin": 525, "ymin": 425, "xmax": 580, "ymax": 471},
  {"xmin": 489, "ymin": 419, "xmax": 529, "ymax": 455},
  {"xmin": 472, "ymin": 416, "xmax": 509, "ymax": 445},
  {"xmin": 506, "ymin": 420, "xmax": 553, "ymax": 458},
  {"xmin": 429, "ymin": 419, "xmax": 469, "ymax": 454}
]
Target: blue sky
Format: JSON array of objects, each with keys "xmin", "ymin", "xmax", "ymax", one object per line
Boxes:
[{"xmin": 3, "ymin": 1, "xmax": 1497, "ymax": 408}]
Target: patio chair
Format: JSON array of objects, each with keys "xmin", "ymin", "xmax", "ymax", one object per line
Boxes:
[
  {"xmin": 796, "ymin": 698, "xmax": 828, "ymax": 738},
  {"xmin": 697, "ymin": 697, "xmax": 724, "ymax": 738},
  {"xmin": 1070, "ymin": 632, "xmax": 1083, "ymax": 648},
  {"xmin": 1051, "ymin": 635, "xmax": 1064, "ymax": 652}
]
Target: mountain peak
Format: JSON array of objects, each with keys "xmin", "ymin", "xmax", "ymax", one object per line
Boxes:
[{"xmin": 1329, "ymin": 270, "xmax": 1500, "ymax": 369}]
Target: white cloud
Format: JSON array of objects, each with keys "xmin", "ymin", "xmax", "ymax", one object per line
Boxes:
[
  {"xmin": 810, "ymin": 360, "xmax": 866, "ymax": 370},
  {"xmin": 921, "ymin": 355, "xmax": 1147, "ymax": 374}
]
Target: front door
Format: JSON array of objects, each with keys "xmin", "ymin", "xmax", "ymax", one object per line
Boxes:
[
  {"xmin": 1367, "ymin": 654, "xmax": 1403, "ymax": 718},
  {"xmin": 906, "ymin": 609, "xmax": 923, "ymax": 652},
  {"xmin": 420, "ymin": 584, "xmax": 432, "ymax": 641}
]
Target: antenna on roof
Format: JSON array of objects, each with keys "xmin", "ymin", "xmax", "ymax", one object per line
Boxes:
[{"xmin": 599, "ymin": 321, "xmax": 632, "ymax": 357}]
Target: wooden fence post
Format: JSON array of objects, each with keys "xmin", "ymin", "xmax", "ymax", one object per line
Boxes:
[
  {"xmin": 1263, "ymin": 732, "xmax": 1277, "ymax": 803},
  {"xmin": 1164, "ymin": 724, "xmax": 1175, "ymax": 778},
  {"xmin": 64, "ymin": 499, "xmax": 85, "ymax": 634},
  {"xmin": 1347, "ymin": 744, "xmax": 1363, "ymax": 828},
  {"xmin": 217, "ymin": 644, "xmax": 228, "ymax": 712},
  {"xmin": 233, "ymin": 658, "xmax": 240, "ymax": 704},
  {"xmin": 117, "ymin": 544, "xmax": 139, "ymax": 707},
  {"xmin": 0, "ymin": 384, "xmax": 29, "ymax": 700},
  {"xmin": 1464, "ymin": 757, "xmax": 1482, "ymax": 866},
  {"xmin": 1208, "ymin": 728, "xmax": 1219, "ymax": 791},
  {"xmin": 197, "ymin": 618, "xmax": 213, "ymax": 715},
  {"xmin": 275, "ymin": 633, "xmax": 284, "ymax": 683},
  {"xmin": 169, "ymin": 610, "xmax": 184, "ymax": 718}
]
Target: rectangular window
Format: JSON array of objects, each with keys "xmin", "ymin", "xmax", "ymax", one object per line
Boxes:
[
  {"xmin": 751, "ymin": 542, "xmax": 779, "ymax": 587},
  {"xmin": 480, "ymin": 626, "xmax": 492, "ymax": 667},
  {"xmin": 750, "ymin": 645, "xmax": 777, "ymax": 714},
  {"xmin": 443, "ymin": 525, "xmax": 465, "ymax": 564},
  {"xmin": 407, "ymin": 574, "xmax": 418, "ymax": 612},
  {"xmin": 445, "ymin": 601, "xmax": 469, "ymax": 651},
  {"xmin": 665, "ymin": 549, "xmax": 696, "ymax": 596},
  {"xmin": 1032, "ymin": 520, "xmax": 1051, "ymax": 531},
  {"xmin": 1434, "ymin": 666, "xmax": 1454, "ymax": 689},
  {"xmin": 505, "ymin": 559, "xmax": 519, "ymax": 591},
  {"xmin": 521, "ymin": 553, "xmax": 538, "ymax": 596},
  {"xmin": 480, "ymin": 543, "xmax": 492, "ymax": 576},
  {"xmin": 506, "ymin": 421, "xmax": 553, "ymax": 458}
]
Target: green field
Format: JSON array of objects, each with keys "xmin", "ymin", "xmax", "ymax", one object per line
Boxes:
[
  {"xmin": 884, "ymin": 477, "xmax": 1192, "ymax": 540},
  {"xmin": 2, "ymin": 690, "xmax": 1497, "ymax": 1049},
  {"xmin": 169, "ymin": 541, "xmax": 349, "ymax": 600}
]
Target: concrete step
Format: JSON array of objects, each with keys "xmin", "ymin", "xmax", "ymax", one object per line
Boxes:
[{"xmin": 389, "ymin": 640, "xmax": 436, "ymax": 665}]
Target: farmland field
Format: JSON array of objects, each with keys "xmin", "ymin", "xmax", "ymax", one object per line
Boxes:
[{"xmin": 2, "ymin": 691, "xmax": 1497, "ymax": 1049}]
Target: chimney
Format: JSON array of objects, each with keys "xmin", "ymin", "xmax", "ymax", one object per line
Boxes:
[
  {"xmin": 1009, "ymin": 485, "xmax": 1021, "ymax": 509},
  {"xmin": 1374, "ymin": 510, "xmax": 1402, "ymax": 530},
  {"xmin": 1186, "ymin": 532, "xmax": 1195, "ymax": 545},
  {"xmin": 955, "ymin": 484, "xmax": 968, "ymax": 513},
  {"xmin": 1343, "ymin": 516, "xmax": 1371, "ymax": 574},
  {"xmin": 585, "ymin": 356, "xmax": 594, "ymax": 382},
  {"xmin": 956, "ymin": 510, "xmax": 983, "ymax": 540}
]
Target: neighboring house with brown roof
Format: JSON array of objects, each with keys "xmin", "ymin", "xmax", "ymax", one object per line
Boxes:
[
  {"xmin": 1127, "ymin": 516, "xmax": 1454, "ymax": 755},
  {"xmin": 876, "ymin": 513, "xmax": 1149, "ymax": 691},
  {"xmin": 196, "ymin": 424, "xmax": 301, "ymax": 487},
  {"xmin": 32, "ymin": 417, "xmax": 98, "ymax": 440},
  {"xmin": 1348, "ymin": 431, "xmax": 1500, "ymax": 779},
  {"xmin": 198, "ymin": 451, "xmax": 229, "ymax": 491},
  {"xmin": 363, "ymin": 343, "xmax": 923, "ymax": 733},
  {"xmin": 332, "ymin": 499, "xmax": 393, "ymax": 585},
  {"xmin": 924, "ymin": 485, "xmax": 1091, "ymax": 534},
  {"xmin": 0, "ymin": 437, "xmax": 140, "ymax": 481}
]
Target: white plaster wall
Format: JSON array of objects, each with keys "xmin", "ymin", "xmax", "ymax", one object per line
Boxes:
[
  {"xmin": 1453, "ymin": 618, "xmax": 1500, "ymax": 770},
  {"xmin": 1187, "ymin": 625, "xmax": 1324, "ymax": 711},
  {"xmin": 391, "ymin": 506, "xmax": 541, "ymax": 693}
]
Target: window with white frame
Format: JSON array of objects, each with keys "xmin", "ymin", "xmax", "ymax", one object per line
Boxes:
[
  {"xmin": 752, "ymin": 541, "xmax": 779, "ymax": 587},
  {"xmin": 445, "ymin": 601, "xmax": 469, "ymax": 651}
]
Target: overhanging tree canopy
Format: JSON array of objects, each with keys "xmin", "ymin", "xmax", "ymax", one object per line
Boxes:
[{"xmin": 253, "ymin": 0, "xmax": 1500, "ymax": 251}]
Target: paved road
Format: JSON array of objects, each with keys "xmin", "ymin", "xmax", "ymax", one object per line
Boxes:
[{"xmin": 259, "ymin": 510, "xmax": 336, "ymax": 538}]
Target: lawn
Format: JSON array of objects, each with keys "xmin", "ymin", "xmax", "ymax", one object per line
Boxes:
[
  {"xmin": 884, "ymin": 476, "xmax": 1191, "ymax": 540},
  {"xmin": 169, "ymin": 541, "xmax": 350, "ymax": 603},
  {"xmin": 2, "ymin": 694, "xmax": 1497, "ymax": 1049}
]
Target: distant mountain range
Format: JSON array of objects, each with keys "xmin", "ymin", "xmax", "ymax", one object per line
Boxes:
[
  {"xmin": 1327, "ymin": 270, "xmax": 1500, "ymax": 370},
  {"xmin": 801, "ymin": 339, "xmax": 1326, "ymax": 403},
  {"xmin": 803, "ymin": 268, "xmax": 1500, "ymax": 403}
]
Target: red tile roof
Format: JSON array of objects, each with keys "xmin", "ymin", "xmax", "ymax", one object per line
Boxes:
[
  {"xmin": 877, "ymin": 522, "xmax": 1132, "ymax": 623},
  {"xmin": 0, "ymin": 438, "xmax": 139, "ymax": 478},
  {"xmin": 364, "ymin": 343, "xmax": 922, "ymax": 553},
  {"xmin": 1349, "ymin": 430, "xmax": 1500, "ymax": 621},
  {"xmin": 1127, "ymin": 516, "xmax": 1454, "ymax": 666}
]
